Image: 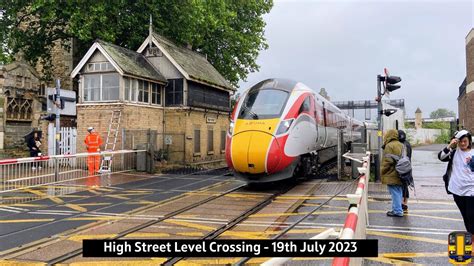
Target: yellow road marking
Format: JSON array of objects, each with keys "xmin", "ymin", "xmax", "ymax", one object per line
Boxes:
[
  {"xmin": 0, "ymin": 203, "xmax": 45, "ymax": 208},
  {"xmin": 383, "ymin": 251, "xmax": 446, "ymax": 258},
  {"xmin": 76, "ymin": 203, "xmax": 111, "ymax": 207},
  {"xmin": 105, "ymin": 194, "xmax": 130, "ymax": 200},
  {"xmin": 0, "ymin": 260, "xmax": 45, "ymax": 265},
  {"xmin": 68, "ymin": 234, "xmax": 117, "ymax": 242},
  {"xmin": 250, "ymin": 209, "xmax": 459, "ymax": 218},
  {"xmin": 164, "ymin": 219, "xmax": 216, "ymax": 231},
  {"xmin": 406, "ymin": 213, "xmax": 463, "ymax": 221},
  {"xmin": 124, "ymin": 200, "xmax": 156, "ymax": 205},
  {"xmin": 367, "ymin": 230, "xmax": 446, "ymax": 244},
  {"xmin": 24, "ymin": 188, "xmax": 64, "ymax": 204},
  {"xmin": 67, "ymin": 216, "xmax": 123, "ymax": 221},
  {"xmin": 65, "ymin": 258, "xmax": 167, "ymax": 265},
  {"xmin": 177, "ymin": 232, "xmax": 205, "ymax": 237},
  {"xmin": 64, "ymin": 203, "xmax": 87, "ymax": 212},
  {"xmin": 125, "ymin": 232, "xmax": 170, "ymax": 238},
  {"xmin": 87, "ymin": 189, "xmax": 102, "ymax": 195},
  {"xmin": 0, "ymin": 218, "xmax": 55, "ymax": 223}
]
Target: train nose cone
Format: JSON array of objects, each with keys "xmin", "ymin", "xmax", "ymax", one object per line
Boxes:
[{"xmin": 231, "ymin": 131, "xmax": 280, "ymax": 174}]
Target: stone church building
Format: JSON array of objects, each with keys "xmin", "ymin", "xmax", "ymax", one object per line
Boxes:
[{"xmin": 71, "ymin": 30, "xmax": 234, "ymax": 163}]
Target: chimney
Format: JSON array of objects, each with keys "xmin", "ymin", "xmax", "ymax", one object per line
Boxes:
[{"xmin": 415, "ymin": 107, "xmax": 422, "ymax": 129}]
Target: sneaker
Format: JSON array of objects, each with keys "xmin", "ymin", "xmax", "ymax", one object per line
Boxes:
[
  {"xmin": 402, "ymin": 204, "xmax": 408, "ymax": 213},
  {"xmin": 386, "ymin": 211, "xmax": 403, "ymax": 217}
]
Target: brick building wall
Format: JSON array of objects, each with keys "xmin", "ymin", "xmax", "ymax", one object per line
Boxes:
[
  {"xmin": 77, "ymin": 103, "xmax": 229, "ymax": 164},
  {"xmin": 459, "ymin": 28, "xmax": 474, "ymax": 132}
]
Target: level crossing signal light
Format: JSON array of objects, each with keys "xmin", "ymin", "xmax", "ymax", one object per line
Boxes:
[
  {"xmin": 381, "ymin": 68, "xmax": 402, "ymax": 95},
  {"xmin": 379, "ymin": 109, "xmax": 397, "ymax": 117}
]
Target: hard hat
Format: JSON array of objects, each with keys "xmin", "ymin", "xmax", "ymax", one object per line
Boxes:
[
  {"xmin": 87, "ymin": 127, "xmax": 94, "ymax": 132},
  {"xmin": 455, "ymin": 129, "xmax": 470, "ymax": 139}
]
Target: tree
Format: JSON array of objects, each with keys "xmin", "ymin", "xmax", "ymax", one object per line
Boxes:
[
  {"xmin": 0, "ymin": 1, "xmax": 273, "ymax": 85},
  {"xmin": 429, "ymin": 108, "xmax": 456, "ymax": 119}
]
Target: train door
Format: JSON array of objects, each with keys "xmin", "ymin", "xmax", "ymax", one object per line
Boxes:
[
  {"xmin": 311, "ymin": 96, "xmax": 319, "ymax": 146},
  {"xmin": 321, "ymin": 102, "xmax": 328, "ymax": 147}
]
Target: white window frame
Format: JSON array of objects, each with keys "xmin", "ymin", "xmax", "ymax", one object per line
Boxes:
[{"xmin": 83, "ymin": 73, "xmax": 119, "ymax": 102}]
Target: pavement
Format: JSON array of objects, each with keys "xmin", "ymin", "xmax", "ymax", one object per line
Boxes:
[{"xmin": 365, "ymin": 144, "xmax": 467, "ymax": 265}]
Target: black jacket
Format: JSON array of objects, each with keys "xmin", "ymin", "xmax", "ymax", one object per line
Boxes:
[
  {"xmin": 438, "ymin": 146, "xmax": 455, "ymax": 194},
  {"xmin": 26, "ymin": 137, "xmax": 40, "ymax": 152}
]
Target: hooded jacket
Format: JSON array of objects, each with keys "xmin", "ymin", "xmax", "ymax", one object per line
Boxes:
[{"xmin": 381, "ymin": 129, "xmax": 403, "ymax": 185}]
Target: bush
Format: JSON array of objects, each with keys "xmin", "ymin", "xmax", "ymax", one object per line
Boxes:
[
  {"xmin": 424, "ymin": 121, "xmax": 450, "ymax": 129},
  {"xmin": 435, "ymin": 129, "xmax": 451, "ymax": 144}
]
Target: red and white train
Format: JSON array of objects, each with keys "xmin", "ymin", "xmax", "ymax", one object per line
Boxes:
[{"xmin": 225, "ymin": 79, "xmax": 364, "ymax": 183}]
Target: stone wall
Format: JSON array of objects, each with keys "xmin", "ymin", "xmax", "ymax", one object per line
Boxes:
[{"xmin": 460, "ymin": 29, "xmax": 474, "ymax": 133}]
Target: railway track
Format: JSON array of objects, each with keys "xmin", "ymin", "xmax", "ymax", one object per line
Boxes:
[
  {"xmin": 0, "ymin": 167, "xmax": 235, "ymax": 258},
  {"xmin": 2, "ymin": 161, "xmax": 354, "ymax": 265}
]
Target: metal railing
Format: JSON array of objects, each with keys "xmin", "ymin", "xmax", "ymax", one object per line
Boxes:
[
  {"xmin": 332, "ymin": 151, "xmax": 371, "ymax": 266},
  {"xmin": 260, "ymin": 152, "xmax": 371, "ymax": 266},
  {"xmin": 0, "ymin": 150, "xmax": 145, "ymax": 193}
]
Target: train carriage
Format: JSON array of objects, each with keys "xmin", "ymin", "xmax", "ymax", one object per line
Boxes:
[{"xmin": 226, "ymin": 78, "xmax": 364, "ymax": 183}]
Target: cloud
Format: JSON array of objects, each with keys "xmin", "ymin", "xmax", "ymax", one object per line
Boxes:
[{"xmin": 238, "ymin": 0, "xmax": 473, "ymax": 118}]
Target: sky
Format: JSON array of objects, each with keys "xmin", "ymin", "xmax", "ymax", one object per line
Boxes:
[{"xmin": 238, "ymin": 0, "xmax": 473, "ymax": 120}]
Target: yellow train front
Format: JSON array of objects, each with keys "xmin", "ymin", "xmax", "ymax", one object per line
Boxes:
[
  {"xmin": 448, "ymin": 231, "xmax": 472, "ymax": 264},
  {"xmin": 225, "ymin": 78, "xmax": 363, "ymax": 183}
]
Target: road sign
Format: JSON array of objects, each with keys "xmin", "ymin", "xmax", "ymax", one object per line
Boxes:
[{"xmin": 165, "ymin": 135, "xmax": 173, "ymax": 145}]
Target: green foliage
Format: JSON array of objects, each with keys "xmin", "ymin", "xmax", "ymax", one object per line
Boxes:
[
  {"xmin": 424, "ymin": 121, "xmax": 450, "ymax": 129},
  {"xmin": 230, "ymin": 92, "xmax": 241, "ymax": 109},
  {"xmin": 435, "ymin": 129, "xmax": 451, "ymax": 144},
  {"xmin": 430, "ymin": 108, "xmax": 456, "ymax": 119},
  {"xmin": 404, "ymin": 122, "xmax": 414, "ymax": 129},
  {"xmin": 0, "ymin": 1, "xmax": 273, "ymax": 85}
]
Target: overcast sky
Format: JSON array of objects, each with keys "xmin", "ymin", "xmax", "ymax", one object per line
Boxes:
[{"xmin": 238, "ymin": 0, "xmax": 473, "ymax": 119}]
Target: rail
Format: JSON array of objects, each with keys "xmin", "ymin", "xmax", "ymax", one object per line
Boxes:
[{"xmin": 0, "ymin": 149, "xmax": 146, "ymax": 193}]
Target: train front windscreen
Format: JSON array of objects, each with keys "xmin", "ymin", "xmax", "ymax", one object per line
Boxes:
[{"xmin": 238, "ymin": 89, "xmax": 289, "ymax": 120}]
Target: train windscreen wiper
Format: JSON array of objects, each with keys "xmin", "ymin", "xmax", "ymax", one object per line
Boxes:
[{"xmin": 240, "ymin": 105, "xmax": 259, "ymax": 119}]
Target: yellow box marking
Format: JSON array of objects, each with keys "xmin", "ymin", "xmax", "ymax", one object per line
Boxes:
[
  {"xmin": 67, "ymin": 216, "xmax": 122, "ymax": 221},
  {"xmin": 68, "ymin": 234, "xmax": 118, "ymax": 242},
  {"xmin": 64, "ymin": 203, "xmax": 87, "ymax": 212},
  {"xmin": 367, "ymin": 230, "xmax": 446, "ymax": 244},
  {"xmin": 0, "ymin": 218, "xmax": 55, "ymax": 223},
  {"xmin": 104, "ymin": 194, "xmax": 130, "ymax": 200},
  {"xmin": 164, "ymin": 219, "xmax": 215, "ymax": 231}
]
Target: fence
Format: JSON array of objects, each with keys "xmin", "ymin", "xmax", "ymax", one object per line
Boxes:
[
  {"xmin": 48, "ymin": 125, "xmax": 77, "ymax": 156},
  {"xmin": 123, "ymin": 129, "xmax": 185, "ymax": 163},
  {"xmin": 0, "ymin": 150, "xmax": 144, "ymax": 193}
]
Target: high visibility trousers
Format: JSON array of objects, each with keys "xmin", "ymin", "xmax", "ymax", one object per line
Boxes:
[{"xmin": 87, "ymin": 154, "xmax": 100, "ymax": 176}]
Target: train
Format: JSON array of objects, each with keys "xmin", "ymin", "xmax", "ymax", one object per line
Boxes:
[
  {"xmin": 225, "ymin": 78, "xmax": 364, "ymax": 183},
  {"xmin": 448, "ymin": 231, "xmax": 472, "ymax": 264}
]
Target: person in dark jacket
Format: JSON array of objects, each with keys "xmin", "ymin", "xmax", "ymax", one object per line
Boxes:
[
  {"xmin": 382, "ymin": 129, "xmax": 404, "ymax": 217},
  {"xmin": 26, "ymin": 131, "xmax": 42, "ymax": 170},
  {"xmin": 398, "ymin": 130, "xmax": 412, "ymax": 213},
  {"xmin": 438, "ymin": 130, "xmax": 474, "ymax": 234}
]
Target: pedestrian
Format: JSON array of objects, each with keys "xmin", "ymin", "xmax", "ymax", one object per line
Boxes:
[
  {"xmin": 84, "ymin": 127, "xmax": 103, "ymax": 176},
  {"xmin": 26, "ymin": 130, "xmax": 42, "ymax": 170},
  {"xmin": 438, "ymin": 130, "xmax": 474, "ymax": 234},
  {"xmin": 382, "ymin": 129, "xmax": 404, "ymax": 217},
  {"xmin": 398, "ymin": 130, "xmax": 412, "ymax": 213}
]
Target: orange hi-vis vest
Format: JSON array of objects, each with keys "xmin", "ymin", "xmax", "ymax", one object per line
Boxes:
[{"xmin": 85, "ymin": 132, "xmax": 103, "ymax": 152}]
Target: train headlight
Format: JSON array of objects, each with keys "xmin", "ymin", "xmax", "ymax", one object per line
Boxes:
[
  {"xmin": 276, "ymin": 119, "xmax": 294, "ymax": 135},
  {"xmin": 229, "ymin": 121, "xmax": 235, "ymax": 135}
]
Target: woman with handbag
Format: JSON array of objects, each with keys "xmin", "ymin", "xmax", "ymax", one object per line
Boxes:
[{"xmin": 438, "ymin": 130, "xmax": 474, "ymax": 234}]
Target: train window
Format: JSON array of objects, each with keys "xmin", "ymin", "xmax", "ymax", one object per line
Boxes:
[
  {"xmin": 238, "ymin": 89, "xmax": 289, "ymax": 119},
  {"xmin": 298, "ymin": 97, "xmax": 311, "ymax": 114}
]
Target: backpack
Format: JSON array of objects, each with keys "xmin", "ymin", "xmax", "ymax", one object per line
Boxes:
[{"xmin": 386, "ymin": 143, "xmax": 414, "ymax": 186}]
